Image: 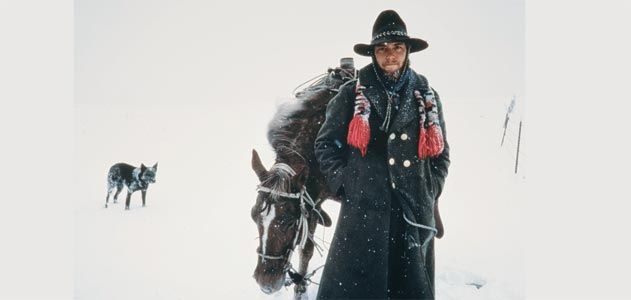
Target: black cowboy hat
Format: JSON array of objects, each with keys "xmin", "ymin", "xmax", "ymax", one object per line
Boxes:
[{"xmin": 354, "ymin": 10, "xmax": 428, "ymax": 57}]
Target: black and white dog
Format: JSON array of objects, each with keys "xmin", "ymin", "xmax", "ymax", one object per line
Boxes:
[{"xmin": 105, "ymin": 162, "xmax": 158, "ymax": 210}]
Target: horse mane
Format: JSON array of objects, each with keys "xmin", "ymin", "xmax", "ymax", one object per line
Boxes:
[{"xmin": 267, "ymin": 72, "xmax": 351, "ymax": 169}]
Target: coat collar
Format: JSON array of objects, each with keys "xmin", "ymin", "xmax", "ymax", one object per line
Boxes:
[{"xmin": 358, "ymin": 64, "xmax": 421, "ymax": 133}]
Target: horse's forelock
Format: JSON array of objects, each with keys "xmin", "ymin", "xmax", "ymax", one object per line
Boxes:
[{"xmin": 261, "ymin": 163, "xmax": 296, "ymax": 201}]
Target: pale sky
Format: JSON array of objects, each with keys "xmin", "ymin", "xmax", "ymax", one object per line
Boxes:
[{"xmin": 75, "ymin": 0, "xmax": 524, "ymax": 107}]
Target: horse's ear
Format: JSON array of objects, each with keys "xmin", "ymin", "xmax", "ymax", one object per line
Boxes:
[
  {"xmin": 251, "ymin": 149, "xmax": 268, "ymax": 182},
  {"xmin": 317, "ymin": 209, "xmax": 332, "ymax": 227}
]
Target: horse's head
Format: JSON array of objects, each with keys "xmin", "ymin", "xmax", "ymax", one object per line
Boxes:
[{"xmin": 250, "ymin": 149, "xmax": 331, "ymax": 294}]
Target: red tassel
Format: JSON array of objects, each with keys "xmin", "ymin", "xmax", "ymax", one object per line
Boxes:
[
  {"xmin": 418, "ymin": 126, "xmax": 428, "ymax": 159},
  {"xmin": 425, "ymin": 124, "xmax": 444, "ymax": 157},
  {"xmin": 347, "ymin": 115, "xmax": 370, "ymax": 157}
]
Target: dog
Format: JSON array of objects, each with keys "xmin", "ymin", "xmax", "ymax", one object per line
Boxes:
[{"xmin": 105, "ymin": 162, "xmax": 158, "ymax": 210}]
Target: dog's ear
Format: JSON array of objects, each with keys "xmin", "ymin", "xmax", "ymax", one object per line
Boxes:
[
  {"xmin": 153, "ymin": 162, "xmax": 158, "ymax": 170},
  {"xmin": 251, "ymin": 149, "xmax": 268, "ymax": 182}
]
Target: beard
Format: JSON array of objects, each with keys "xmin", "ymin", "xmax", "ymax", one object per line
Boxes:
[{"xmin": 384, "ymin": 69, "xmax": 401, "ymax": 81}]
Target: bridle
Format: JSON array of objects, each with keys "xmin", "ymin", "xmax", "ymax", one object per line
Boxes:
[
  {"xmin": 255, "ymin": 183, "xmax": 326, "ymax": 283},
  {"xmin": 255, "ymin": 185, "xmax": 323, "ymax": 258}
]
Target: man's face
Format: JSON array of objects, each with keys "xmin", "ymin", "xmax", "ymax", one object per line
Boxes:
[{"xmin": 374, "ymin": 42, "xmax": 407, "ymax": 76}]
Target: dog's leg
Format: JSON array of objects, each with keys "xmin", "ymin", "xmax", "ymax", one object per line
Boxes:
[
  {"xmin": 141, "ymin": 190, "xmax": 147, "ymax": 207},
  {"xmin": 113, "ymin": 186, "xmax": 122, "ymax": 204},
  {"xmin": 125, "ymin": 192, "xmax": 132, "ymax": 210},
  {"xmin": 105, "ymin": 188, "xmax": 112, "ymax": 208}
]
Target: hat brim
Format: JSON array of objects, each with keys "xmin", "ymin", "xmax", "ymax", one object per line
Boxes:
[{"xmin": 353, "ymin": 37, "xmax": 428, "ymax": 56}]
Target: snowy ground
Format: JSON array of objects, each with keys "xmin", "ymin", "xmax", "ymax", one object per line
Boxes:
[{"xmin": 75, "ymin": 94, "xmax": 525, "ymax": 299}]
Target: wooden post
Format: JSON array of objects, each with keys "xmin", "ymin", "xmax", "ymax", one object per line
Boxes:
[
  {"xmin": 501, "ymin": 95, "xmax": 516, "ymax": 147},
  {"xmin": 515, "ymin": 120, "xmax": 522, "ymax": 174}
]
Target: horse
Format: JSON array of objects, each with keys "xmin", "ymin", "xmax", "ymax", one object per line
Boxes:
[{"xmin": 250, "ymin": 58, "xmax": 356, "ymax": 299}]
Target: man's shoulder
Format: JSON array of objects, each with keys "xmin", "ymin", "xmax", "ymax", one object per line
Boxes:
[
  {"xmin": 409, "ymin": 69, "xmax": 428, "ymax": 83},
  {"xmin": 408, "ymin": 69, "xmax": 436, "ymax": 93},
  {"xmin": 409, "ymin": 70, "xmax": 442, "ymax": 100}
]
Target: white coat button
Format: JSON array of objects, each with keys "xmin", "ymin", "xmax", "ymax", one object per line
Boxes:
[
  {"xmin": 391, "ymin": 182, "xmax": 396, "ymax": 189},
  {"xmin": 389, "ymin": 133, "xmax": 396, "ymax": 140},
  {"xmin": 403, "ymin": 160, "xmax": 411, "ymax": 167},
  {"xmin": 400, "ymin": 133, "xmax": 408, "ymax": 140},
  {"xmin": 388, "ymin": 158, "xmax": 395, "ymax": 165}
]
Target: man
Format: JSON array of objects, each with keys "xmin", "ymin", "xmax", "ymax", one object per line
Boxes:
[{"xmin": 314, "ymin": 10, "xmax": 450, "ymax": 299}]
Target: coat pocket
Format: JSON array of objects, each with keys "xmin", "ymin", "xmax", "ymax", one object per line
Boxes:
[{"xmin": 421, "ymin": 161, "xmax": 438, "ymax": 202}]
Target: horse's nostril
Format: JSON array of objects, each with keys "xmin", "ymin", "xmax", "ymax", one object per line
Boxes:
[{"xmin": 260, "ymin": 286, "xmax": 273, "ymax": 294}]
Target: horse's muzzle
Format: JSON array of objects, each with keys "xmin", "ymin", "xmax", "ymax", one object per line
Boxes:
[{"xmin": 254, "ymin": 269, "xmax": 285, "ymax": 294}]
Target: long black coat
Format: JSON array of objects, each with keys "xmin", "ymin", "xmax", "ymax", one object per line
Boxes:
[{"xmin": 314, "ymin": 64, "xmax": 450, "ymax": 299}]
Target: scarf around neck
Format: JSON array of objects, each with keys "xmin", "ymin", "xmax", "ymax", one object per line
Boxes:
[{"xmin": 371, "ymin": 58, "xmax": 411, "ymax": 101}]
